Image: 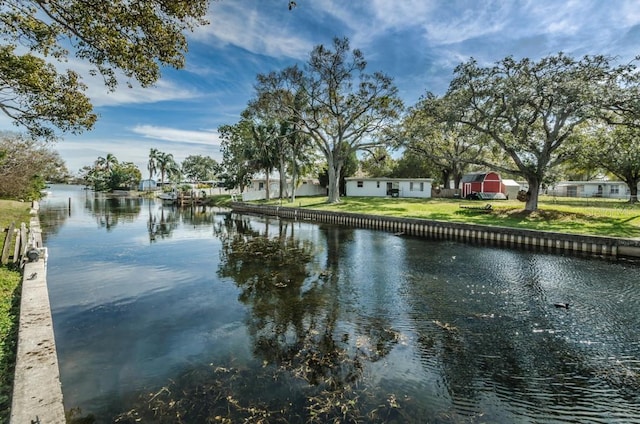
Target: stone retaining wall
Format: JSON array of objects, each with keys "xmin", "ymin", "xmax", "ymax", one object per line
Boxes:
[
  {"xmin": 10, "ymin": 202, "xmax": 65, "ymax": 423},
  {"xmin": 230, "ymin": 202, "xmax": 640, "ymax": 259}
]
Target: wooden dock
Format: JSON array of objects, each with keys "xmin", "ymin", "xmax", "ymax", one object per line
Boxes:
[{"xmin": 176, "ymin": 192, "xmax": 206, "ymax": 206}]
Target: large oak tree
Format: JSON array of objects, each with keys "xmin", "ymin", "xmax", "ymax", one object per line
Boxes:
[
  {"xmin": 401, "ymin": 99, "xmax": 486, "ymax": 189},
  {"xmin": 423, "ymin": 53, "xmax": 635, "ymax": 211},
  {"xmin": 254, "ymin": 37, "xmax": 403, "ymax": 203},
  {"xmin": 580, "ymin": 125, "xmax": 640, "ymax": 203}
]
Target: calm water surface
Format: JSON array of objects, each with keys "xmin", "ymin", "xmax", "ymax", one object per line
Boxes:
[{"xmin": 39, "ymin": 185, "xmax": 640, "ymax": 423}]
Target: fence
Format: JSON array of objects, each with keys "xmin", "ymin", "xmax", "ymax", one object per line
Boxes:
[{"xmin": 1, "ymin": 222, "xmax": 32, "ymax": 266}]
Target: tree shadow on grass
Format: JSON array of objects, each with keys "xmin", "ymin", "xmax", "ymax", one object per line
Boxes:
[{"xmin": 492, "ymin": 209, "xmax": 640, "ymax": 238}]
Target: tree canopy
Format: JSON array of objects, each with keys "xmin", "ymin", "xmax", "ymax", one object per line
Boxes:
[
  {"xmin": 0, "ymin": 132, "xmax": 69, "ymax": 199},
  {"xmin": 401, "ymin": 102, "xmax": 485, "ymax": 188},
  {"xmin": 253, "ymin": 37, "xmax": 403, "ymax": 203},
  {"xmin": 580, "ymin": 124, "xmax": 640, "ymax": 203},
  {"xmin": 0, "ymin": 0, "xmax": 209, "ymax": 139},
  {"xmin": 421, "ymin": 53, "xmax": 637, "ymax": 210},
  {"xmin": 79, "ymin": 153, "xmax": 141, "ymax": 191},
  {"xmin": 181, "ymin": 154, "xmax": 219, "ymax": 183}
]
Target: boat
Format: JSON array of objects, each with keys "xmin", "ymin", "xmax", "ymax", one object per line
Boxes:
[{"xmin": 158, "ymin": 191, "xmax": 178, "ymax": 202}]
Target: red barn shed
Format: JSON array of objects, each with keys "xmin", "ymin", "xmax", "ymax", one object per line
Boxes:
[{"xmin": 461, "ymin": 171, "xmax": 506, "ymax": 198}]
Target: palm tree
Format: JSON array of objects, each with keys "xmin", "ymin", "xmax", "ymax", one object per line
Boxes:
[
  {"xmin": 96, "ymin": 153, "xmax": 118, "ymax": 173},
  {"xmin": 147, "ymin": 148, "xmax": 158, "ymax": 180},
  {"xmin": 156, "ymin": 152, "xmax": 177, "ymax": 185}
]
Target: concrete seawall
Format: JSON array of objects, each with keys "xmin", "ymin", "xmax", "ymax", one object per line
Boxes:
[
  {"xmin": 10, "ymin": 203, "xmax": 65, "ymax": 423},
  {"xmin": 230, "ymin": 202, "xmax": 640, "ymax": 259}
]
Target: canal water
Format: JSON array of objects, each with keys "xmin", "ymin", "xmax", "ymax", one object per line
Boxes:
[{"xmin": 39, "ymin": 185, "xmax": 640, "ymax": 423}]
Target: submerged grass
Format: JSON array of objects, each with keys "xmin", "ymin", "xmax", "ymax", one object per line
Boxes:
[
  {"xmin": 0, "ymin": 199, "xmax": 31, "ymax": 422},
  {"xmin": 256, "ymin": 195, "xmax": 640, "ymax": 239}
]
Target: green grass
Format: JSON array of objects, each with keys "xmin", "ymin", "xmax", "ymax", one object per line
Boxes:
[
  {"xmin": 0, "ymin": 200, "xmax": 31, "ymax": 423},
  {"xmin": 257, "ymin": 195, "xmax": 640, "ymax": 239}
]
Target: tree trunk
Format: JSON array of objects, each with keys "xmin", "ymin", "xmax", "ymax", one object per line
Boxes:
[
  {"xmin": 627, "ymin": 179, "xmax": 638, "ymax": 203},
  {"xmin": 278, "ymin": 158, "xmax": 287, "ymax": 199},
  {"xmin": 327, "ymin": 160, "xmax": 341, "ymax": 203},
  {"xmin": 265, "ymin": 172, "xmax": 271, "ymax": 201},
  {"xmin": 441, "ymin": 170, "xmax": 450, "ymax": 189},
  {"xmin": 524, "ymin": 177, "xmax": 541, "ymax": 211},
  {"xmin": 453, "ymin": 173, "xmax": 463, "ymax": 189},
  {"xmin": 290, "ymin": 165, "xmax": 297, "ymax": 203}
]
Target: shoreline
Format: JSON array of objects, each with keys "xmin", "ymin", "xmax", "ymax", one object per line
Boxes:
[
  {"xmin": 230, "ymin": 202, "xmax": 640, "ymax": 260},
  {"xmin": 10, "ymin": 202, "xmax": 65, "ymax": 423}
]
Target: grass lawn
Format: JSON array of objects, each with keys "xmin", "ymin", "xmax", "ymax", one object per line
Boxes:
[
  {"xmin": 0, "ymin": 200, "xmax": 31, "ymax": 422},
  {"xmin": 256, "ymin": 195, "xmax": 640, "ymax": 239}
]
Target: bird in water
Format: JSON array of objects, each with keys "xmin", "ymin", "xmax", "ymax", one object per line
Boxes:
[{"xmin": 554, "ymin": 302, "xmax": 570, "ymax": 309}]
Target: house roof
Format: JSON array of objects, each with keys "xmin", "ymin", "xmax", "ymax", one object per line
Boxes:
[
  {"xmin": 554, "ymin": 180, "xmax": 624, "ymax": 186},
  {"xmin": 461, "ymin": 171, "xmax": 499, "ymax": 183},
  {"xmin": 344, "ymin": 177, "xmax": 433, "ymax": 182}
]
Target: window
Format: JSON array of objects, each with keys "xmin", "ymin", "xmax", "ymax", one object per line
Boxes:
[
  {"xmin": 357, "ymin": 181, "xmax": 363, "ymax": 188},
  {"xmin": 410, "ymin": 182, "xmax": 424, "ymax": 191},
  {"xmin": 376, "ymin": 181, "xmax": 380, "ymax": 188},
  {"xmin": 258, "ymin": 182, "xmax": 264, "ymax": 190},
  {"xmin": 611, "ymin": 185, "xmax": 619, "ymax": 195}
]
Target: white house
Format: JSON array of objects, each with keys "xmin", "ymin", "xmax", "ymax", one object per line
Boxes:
[
  {"xmin": 547, "ymin": 181, "xmax": 633, "ymax": 199},
  {"xmin": 241, "ymin": 177, "xmax": 326, "ymax": 201},
  {"xmin": 138, "ymin": 179, "xmax": 157, "ymax": 191},
  {"xmin": 344, "ymin": 177, "xmax": 433, "ymax": 199}
]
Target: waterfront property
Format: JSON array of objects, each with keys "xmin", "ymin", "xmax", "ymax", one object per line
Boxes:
[
  {"xmin": 344, "ymin": 177, "xmax": 433, "ymax": 198},
  {"xmin": 138, "ymin": 179, "xmax": 157, "ymax": 192},
  {"xmin": 548, "ymin": 180, "xmax": 636, "ymax": 199},
  {"xmin": 33, "ymin": 185, "xmax": 640, "ymax": 423},
  {"xmin": 230, "ymin": 202, "xmax": 640, "ymax": 259},
  {"xmin": 241, "ymin": 177, "xmax": 326, "ymax": 201}
]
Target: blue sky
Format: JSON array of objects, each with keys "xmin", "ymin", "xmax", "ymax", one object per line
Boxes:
[{"xmin": 7, "ymin": 0, "xmax": 640, "ymax": 174}]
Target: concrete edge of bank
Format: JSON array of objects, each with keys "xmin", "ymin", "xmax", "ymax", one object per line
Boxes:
[
  {"xmin": 230, "ymin": 202, "xmax": 640, "ymax": 260},
  {"xmin": 10, "ymin": 202, "xmax": 65, "ymax": 423}
]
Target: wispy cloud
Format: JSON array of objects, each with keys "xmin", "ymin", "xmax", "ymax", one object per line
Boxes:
[
  {"xmin": 42, "ymin": 54, "xmax": 204, "ymax": 108},
  {"xmin": 193, "ymin": 1, "xmax": 313, "ymax": 59},
  {"xmin": 131, "ymin": 125, "xmax": 220, "ymax": 146},
  {"xmin": 87, "ymin": 79, "xmax": 202, "ymax": 108},
  {"xmin": 60, "ymin": 130, "xmax": 222, "ymax": 174}
]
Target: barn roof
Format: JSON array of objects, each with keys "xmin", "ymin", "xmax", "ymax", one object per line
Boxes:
[{"xmin": 461, "ymin": 172, "xmax": 489, "ymax": 183}]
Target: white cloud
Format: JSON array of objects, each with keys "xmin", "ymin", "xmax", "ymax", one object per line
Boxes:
[
  {"xmin": 193, "ymin": 1, "xmax": 313, "ymax": 59},
  {"xmin": 87, "ymin": 79, "xmax": 202, "ymax": 108},
  {"xmin": 35, "ymin": 53, "xmax": 203, "ymax": 108},
  {"xmin": 369, "ymin": 0, "xmax": 436, "ymax": 26},
  {"xmin": 58, "ymin": 130, "xmax": 223, "ymax": 175},
  {"xmin": 131, "ymin": 125, "xmax": 221, "ymax": 146}
]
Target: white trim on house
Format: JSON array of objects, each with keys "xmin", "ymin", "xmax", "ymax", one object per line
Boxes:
[{"xmin": 345, "ymin": 177, "xmax": 433, "ymax": 198}]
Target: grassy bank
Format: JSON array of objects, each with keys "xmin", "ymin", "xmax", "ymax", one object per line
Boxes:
[
  {"xmin": 0, "ymin": 200, "xmax": 31, "ymax": 422},
  {"xmin": 255, "ymin": 196, "xmax": 640, "ymax": 239}
]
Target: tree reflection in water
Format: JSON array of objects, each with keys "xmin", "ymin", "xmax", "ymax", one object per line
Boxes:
[
  {"xmin": 84, "ymin": 194, "xmax": 141, "ymax": 231},
  {"xmin": 147, "ymin": 205, "xmax": 180, "ymax": 242},
  {"xmin": 111, "ymin": 216, "xmax": 404, "ymax": 424}
]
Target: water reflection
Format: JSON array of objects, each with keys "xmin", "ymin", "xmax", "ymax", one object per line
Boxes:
[
  {"xmin": 85, "ymin": 194, "xmax": 142, "ymax": 230},
  {"xmin": 38, "ymin": 186, "xmax": 640, "ymax": 423},
  {"xmin": 147, "ymin": 205, "xmax": 179, "ymax": 242}
]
